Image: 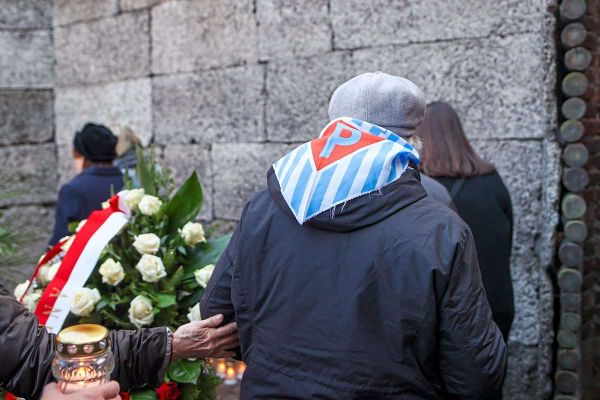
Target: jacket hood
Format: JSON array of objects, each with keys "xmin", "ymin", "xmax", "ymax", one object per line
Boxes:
[{"xmin": 267, "ymin": 166, "xmax": 427, "ymax": 232}]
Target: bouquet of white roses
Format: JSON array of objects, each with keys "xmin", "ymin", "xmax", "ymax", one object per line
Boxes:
[{"xmin": 19, "ymin": 148, "xmax": 229, "ymax": 400}]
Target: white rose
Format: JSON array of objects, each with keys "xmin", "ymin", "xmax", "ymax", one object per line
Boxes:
[
  {"xmin": 60, "ymin": 235, "xmax": 75, "ymax": 252},
  {"xmin": 37, "ymin": 262, "xmax": 60, "ymax": 286},
  {"xmin": 23, "ymin": 290, "xmax": 42, "ymax": 312},
  {"xmin": 128, "ymin": 295, "xmax": 154, "ymax": 328},
  {"xmin": 99, "ymin": 258, "xmax": 125, "ymax": 286},
  {"xmin": 124, "ymin": 189, "xmax": 145, "ymax": 211},
  {"xmin": 133, "ymin": 233, "xmax": 161, "ymax": 255},
  {"xmin": 71, "ymin": 287, "xmax": 101, "ymax": 317},
  {"xmin": 179, "ymin": 222, "xmax": 206, "ymax": 246},
  {"xmin": 14, "ymin": 280, "xmax": 30, "ymax": 300},
  {"xmin": 135, "ymin": 254, "xmax": 167, "ymax": 283},
  {"xmin": 187, "ymin": 303, "xmax": 202, "ymax": 322},
  {"xmin": 194, "ymin": 264, "xmax": 215, "ymax": 288},
  {"xmin": 138, "ymin": 195, "xmax": 162, "ymax": 216},
  {"xmin": 75, "ymin": 219, "xmax": 87, "ymax": 232}
]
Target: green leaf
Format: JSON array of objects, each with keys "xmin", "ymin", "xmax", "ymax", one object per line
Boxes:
[
  {"xmin": 155, "ymin": 293, "xmax": 177, "ymax": 308},
  {"xmin": 164, "ymin": 171, "xmax": 203, "ymax": 234},
  {"xmin": 136, "ymin": 145, "xmax": 156, "ymax": 196},
  {"xmin": 167, "ymin": 359, "xmax": 202, "ymax": 384},
  {"xmin": 186, "ymin": 235, "xmax": 231, "ymax": 270},
  {"xmin": 130, "ymin": 389, "xmax": 158, "ymax": 400}
]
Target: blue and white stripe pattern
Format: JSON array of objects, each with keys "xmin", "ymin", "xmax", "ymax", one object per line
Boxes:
[{"xmin": 273, "ymin": 117, "xmax": 420, "ymax": 224}]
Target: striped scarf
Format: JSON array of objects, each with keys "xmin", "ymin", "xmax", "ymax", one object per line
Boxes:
[{"xmin": 272, "ymin": 117, "xmax": 420, "ymax": 224}]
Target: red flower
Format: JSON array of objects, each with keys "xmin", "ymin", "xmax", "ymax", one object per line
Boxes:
[
  {"xmin": 156, "ymin": 382, "xmax": 181, "ymax": 400},
  {"xmin": 119, "ymin": 393, "xmax": 131, "ymax": 400}
]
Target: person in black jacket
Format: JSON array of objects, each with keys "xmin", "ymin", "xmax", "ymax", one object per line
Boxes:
[
  {"xmin": 201, "ymin": 72, "xmax": 506, "ymax": 399},
  {"xmin": 49, "ymin": 123, "xmax": 124, "ymax": 246},
  {"xmin": 0, "ymin": 284, "xmax": 238, "ymax": 399}
]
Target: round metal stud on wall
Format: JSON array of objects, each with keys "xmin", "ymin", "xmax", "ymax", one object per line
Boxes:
[{"xmin": 561, "ymin": 97, "xmax": 587, "ymax": 120}]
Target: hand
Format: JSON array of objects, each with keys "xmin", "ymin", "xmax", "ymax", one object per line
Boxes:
[
  {"xmin": 172, "ymin": 314, "xmax": 238, "ymax": 360},
  {"xmin": 41, "ymin": 381, "xmax": 121, "ymax": 400}
]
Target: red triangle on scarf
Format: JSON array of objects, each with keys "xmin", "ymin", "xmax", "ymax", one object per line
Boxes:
[{"xmin": 310, "ymin": 120, "xmax": 384, "ymax": 171}]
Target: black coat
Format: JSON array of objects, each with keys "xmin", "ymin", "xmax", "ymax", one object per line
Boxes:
[
  {"xmin": 201, "ymin": 167, "xmax": 506, "ymax": 399},
  {"xmin": 49, "ymin": 166, "xmax": 124, "ymax": 246},
  {"xmin": 435, "ymin": 172, "xmax": 514, "ymax": 340},
  {"xmin": 0, "ymin": 285, "xmax": 169, "ymax": 399}
]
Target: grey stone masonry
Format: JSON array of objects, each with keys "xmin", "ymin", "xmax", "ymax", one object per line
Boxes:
[
  {"xmin": 120, "ymin": 0, "xmax": 163, "ymax": 12},
  {"xmin": 54, "ymin": 10, "xmax": 149, "ymax": 86},
  {"xmin": 53, "ymin": 0, "xmax": 118, "ymax": 26},
  {"xmin": 153, "ymin": 66, "xmax": 265, "ymax": 145},
  {"xmin": 267, "ymin": 51, "xmax": 354, "ymax": 142},
  {"xmin": 0, "ymin": 144, "xmax": 57, "ymax": 206},
  {"xmin": 257, "ymin": 0, "xmax": 332, "ymax": 61},
  {"xmin": 0, "ymin": 0, "xmax": 52, "ymax": 30},
  {"xmin": 330, "ymin": 0, "xmax": 546, "ymax": 49},
  {"xmin": 54, "ymin": 78, "xmax": 152, "ymax": 146},
  {"xmin": 352, "ymin": 33, "xmax": 550, "ymax": 140},
  {"xmin": 0, "ymin": 29, "xmax": 53, "ymax": 88},
  {"xmin": 151, "ymin": 0, "xmax": 257, "ymax": 74},
  {"xmin": 0, "ymin": 90, "xmax": 54, "ymax": 145}
]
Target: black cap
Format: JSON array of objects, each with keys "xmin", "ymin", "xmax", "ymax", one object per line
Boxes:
[{"xmin": 73, "ymin": 123, "xmax": 118, "ymax": 162}]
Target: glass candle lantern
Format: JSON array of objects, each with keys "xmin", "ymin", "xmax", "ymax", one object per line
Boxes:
[{"xmin": 51, "ymin": 324, "xmax": 115, "ymax": 394}]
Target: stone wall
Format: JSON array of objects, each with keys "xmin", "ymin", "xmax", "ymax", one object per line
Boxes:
[
  {"xmin": 0, "ymin": 0, "xmax": 561, "ymax": 398},
  {"xmin": 0, "ymin": 0, "xmax": 56, "ymax": 284}
]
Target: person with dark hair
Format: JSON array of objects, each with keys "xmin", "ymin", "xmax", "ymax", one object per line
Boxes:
[
  {"xmin": 417, "ymin": 102, "xmax": 515, "ymax": 391},
  {"xmin": 49, "ymin": 123, "xmax": 124, "ymax": 246}
]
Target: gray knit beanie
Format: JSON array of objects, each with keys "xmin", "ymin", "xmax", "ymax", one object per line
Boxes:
[{"xmin": 328, "ymin": 72, "xmax": 426, "ymax": 137}]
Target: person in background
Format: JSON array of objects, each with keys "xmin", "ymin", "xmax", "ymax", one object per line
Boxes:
[
  {"xmin": 112, "ymin": 125, "xmax": 141, "ymax": 186},
  {"xmin": 49, "ymin": 123, "xmax": 124, "ymax": 246},
  {"xmin": 0, "ymin": 284, "xmax": 238, "ymax": 399},
  {"xmin": 417, "ymin": 101, "xmax": 514, "ymax": 400}
]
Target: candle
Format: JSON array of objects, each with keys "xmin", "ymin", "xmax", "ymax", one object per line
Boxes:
[
  {"xmin": 224, "ymin": 366, "xmax": 237, "ymax": 386},
  {"xmin": 216, "ymin": 359, "xmax": 227, "ymax": 379},
  {"xmin": 236, "ymin": 362, "xmax": 246, "ymax": 380},
  {"xmin": 52, "ymin": 324, "xmax": 115, "ymax": 393}
]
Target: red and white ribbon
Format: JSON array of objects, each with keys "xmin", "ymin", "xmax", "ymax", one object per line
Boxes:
[{"xmin": 33, "ymin": 191, "xmax": 132, "ymax": 333}]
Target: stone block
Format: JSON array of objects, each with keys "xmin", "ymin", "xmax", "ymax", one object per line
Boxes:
[
  {"xmin": 151, "ymin": 0, "xmax": 257, "ymax": 74},
  {"xmin": 212, "ymin": 143, "xmax": 296, "ymax": 219},
  {"xmin": 0, "ymin": 0, "xmax": 52, "ymax": 29},
  {"xmin": 331, "ymin": 0, "xmax": 545, "ymax": 49},
  {"xmin": 160, "ymin": 144, "xmax": 213, "ymax": 221},
  {"xmin": 153, "ymin": 66, "xmax": 265, "ymax": 145},
  {"xmin": 507, "ymin": 251, "xmax": 542, "ymax": 346},
  {"xmin": 257, "ymin": 0, "xmax": 331, "ymax": 61},
  {"xmin": 54, "ymin": 78, "xmax": 152, "ymax": 147},
  {"xmin": 503, "ymin": 342, "xmax": 548, "ymax": 400},
  {"xmin": 0, "ymin": 89, "xmax": 54, "ymax": 145},
  {"xmin": 56, "ymin": 144, "xmax": 76, "ymax": 188},
  {"xmin": 53, "ymin": 0, "xmax": 118, "ymax": 26},
  {"xmin": 0, "ymin": 205, "xmax": 55, "ymax": 289},
  {"xmin": 352, "ymin": 34, "xmax": 549, "ymax": 140},
  {"xmin": 120, "ymin": 0, "xmax": 163, "ymax": 11},
  {"xmin": 267, "ymin": 52, "xmax": 353, "ymax": 142},
  {"xmin": 54, "ymin": 11, "xmax": 150, "ymax": 86},
  {"xmin": 0, "ymin": 29, "xmax": 53, "ymax": 88},
  {"xmin": 0, "ymin": 144, "xmax": 57, "ymax": 205}
]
